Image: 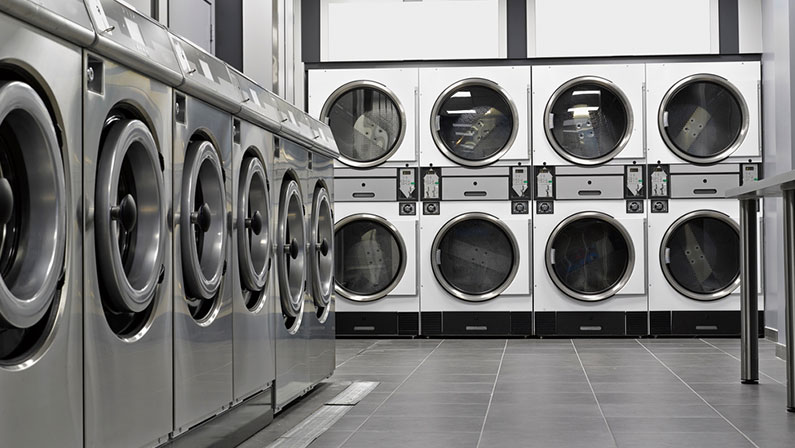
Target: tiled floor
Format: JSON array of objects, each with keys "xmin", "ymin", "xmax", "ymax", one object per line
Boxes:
[{"xmin": 242, "ymin": 338, "xmax": 794, "ymax": 448}]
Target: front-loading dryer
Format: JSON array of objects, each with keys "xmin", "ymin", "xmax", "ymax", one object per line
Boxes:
[
  {"xmin": 82, "ymin": 2, "xmax": 182, "ymax": 446},
  {"xmin": 532, "ymin": 64, "xmax": 645, "ymax": 166},
  {"xmin": 0, "ymin": 2, "xmax": 93, "ymax": 446},
  {"xmin": 419, "ymin": 66, "xmax": 530, "ymax": 168},
  {"xmin": 333, "ymin": 167, "xmax": 420, "ymax": 336},
  {"xmin": 533, "ymin": 165, "xmax": 648, "ymax": 336}
]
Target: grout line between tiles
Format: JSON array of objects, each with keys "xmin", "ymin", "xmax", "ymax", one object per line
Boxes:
[
  {"xmin": 571, "ymin": 339, "xmax": 619, "ymax": 448},
  {"xmin": 698, "ymin": 338, "xmax": 785, "ymax": 386},
  {"xmin": 475, "ymin": 339, "xmax": 508, "ymax": 448},
  {"xmin": 334, "ymin": 341, "xmax": 382, "ymax": 368},
  {"xmin": 635, "ymin": 339, "xmax": 761, "ymax": 448}
]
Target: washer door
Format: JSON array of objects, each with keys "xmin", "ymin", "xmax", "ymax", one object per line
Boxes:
[
  {"xmin": 310, "ymin": 186, "xmax": 334, "ymax": 313},
  {"xmin": 278, "ymin": 179, "xmax": 306, "ymax": 320},
  {"xmin": 96, "ymin": 118, "xmax": 166, "ymax": 336},
  {"xmin": 546, "ymin": 212, "xmax": 634, "ymax": 301},
  {"xmin": 321, "ymin": 81, "xmax": 405, "ymax": 168},
  {"xmin": 0, "ymin": 81, "xmax": 66, "ymax": 365},
  {"xmin": 659, "ymin": 74, "xmax": 749, "ymax": 164},
  {"xmin": 661, "ymin": 210, "xmax": 740, "ymax": 301},
  {"xmin": 334, "ymin": 214, "xmax": 407, "ymax": 302},
  {"xmin": 544, "ymin": 76, "xmax": 633, "ymax": 165},
  {"xmin": 431, "ymin": 213, "xmax": 519, "ymax": 302},
  {"xmin": 431, "ymin": 79, "xmax": 518, "ymax": 166},
  {"xmin": 237, "ymin": 155, "xmax": 271, "ymax": 310}
]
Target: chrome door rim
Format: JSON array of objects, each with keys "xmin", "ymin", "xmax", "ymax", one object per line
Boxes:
[
  {"xmin": 310, "ymin": 186, "xmax": 334, "ymax": 308},
  {"xmin": 278, "ymin": 179, "xmax": 306, "ymax": 318},
  {"xmin": 659, "ymin": 210, "xmax": 741, "ymax": 301},
  {"xmin": 431, "ymin": 212, "xmax": 520, "ymax": 302},
  {"xmin": 320, "ymin": 80, "xmax": 406, "ymax": 168},
  {"xmin": 658, "ymin": 74, "xmax": 749, "ymax": 164},
  {"xmin": 334, "ymin": 214, "xmax": 408, "ymax": 302},
  {"xmin": 545, "ymin": 211, "xmax": 635, "ymax": 302},
  {"xmin": 430, "ymin": 78, "xmax": 519, "ymax": 167},
  {"xmin": 543, "ymin": 76, "xmax": 634, "ymax": 166},
  {"xmin": 237, "ymin": 155, "xmax": 271, "ymax": 293}
]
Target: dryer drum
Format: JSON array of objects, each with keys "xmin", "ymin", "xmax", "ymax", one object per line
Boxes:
[
  {"xmin": 237, "ymin": 155, "xmax": 271, "ymax": 302},
  {"xmin": 278, "ymin": 179, "xmax": 306, "ymax": 320},
  {"xmin": 0, "ymin": 81, "xmax": 65, "ymax": 364},
  {"xmin": 310, "ymin": 186, "xmax": 334, "ymax": 312},
  {"xmin": 431, "ymin": 213, "xmax": 519, "ymax": 302},
  {"xmin": 661, "ymin": 210, "xmax": 741, "ymax": 301},
  {"xmin": 546, "ymin": 212, "xmax": 634, "ymax": 302}
]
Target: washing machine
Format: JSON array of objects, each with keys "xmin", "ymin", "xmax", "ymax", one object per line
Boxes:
[
  {"xmin": 532, "ymin": 64, "xmax": 645, "ymax": 166},
  {"xmin": 333, "ymin": 167, "xmax": 420, "ymax": 336},
  {"xmin": 646, "ymin": 61, "xmax": 761, "ymax": 166},
  {"xmin": 82, "ymin": 2, "xmax": 181, "ymax": 447},
  {"xmin": 309, "ymin": 68, "xmax": 418, "ymax": 168},
  {"xmin": 0, "ymin": 2, "xmax": 92, "ymax": 446},
  {"xmin": 419, "ymin": 166, "xmax": 533, "ymax": 336},
  {"xmin": 647, "ymin": 163, "xmax": 764, "ymax": 336},
  {"xmin": 419, "ymin": 66, "xmax": 530, "ymax": 168},
  {"xmin": 533, "ymin": 165, "xmax": 648, "ymax": 336},
  {"xmin": 169, "ymin": 32, "xmax": 242, "ymax": 437}
]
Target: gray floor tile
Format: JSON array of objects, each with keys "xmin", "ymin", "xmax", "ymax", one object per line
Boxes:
[
  {"xmin": 307, "ymin": 430, "xmax": 354, "ymax": 448},
  {"xmin": 483, "ymin": 415, "xmax": 608, "ymax": 433},
  {"xmin": 613, "ymin": 431, "xmax": 755, "ymax": 448},
  {"xmin": 478, "ymin": 429, "xmax": 616, "ymax": 448},
  {"xmin": 594, "ymin": 392, "xmax": 705, "ymax": 405},
  {"xmin": 357, "ymin": 415, "xmax": 484, "ymax": 433},
  {"xmin": 341, "ymin": 430, "xmax": 479, "ymax": 448},
  {"xmin": 607, "ymin": 416, "xmax": 736, "ymax": 433},
  {"xmin": 373, "ymin": 401, "xmax": 489, "ymax": 417},
  {"xmin": 600, "ymin": 403, "xmax": 720, "ymax": 418}
]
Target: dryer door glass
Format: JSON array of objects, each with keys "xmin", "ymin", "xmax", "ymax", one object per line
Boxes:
[
  {"xmin": 0, "ymin": 81, "xmax": 66, "ymax": 365},
  {"xmin": 278, "ymin": 180, "xmax": 306, "ymax": 322},
  {"xmin": 546, "ymin": 78, "xmax": 632, "ymax": 164},
  {"xmin": 334, "ymin": 215, "xmax": 407, "ymax": 302},
  {"xmin": 324, "ymin": 83, "xmax": 404, "ymax": 167},
  {"xmin": 548, "ymin": 215, "xmax": 632, "ymax": 301},
  {"xmin": 433, "ymin": 80, "xmax": 517, "ymax": 166},
  {"xmin": 432, "ymin": 214, "xmax": 519, "ymax": 301},
  {"xmin": 310, "ymin": 187, "xmax": 334, "ymax": 312},
  {"xmin": 237, "ymin": 155, "xmax": 271, "ymax": 311},
  {"xmin": 663, "ymin": 213, "xmax": 740, "ymax": 300}
]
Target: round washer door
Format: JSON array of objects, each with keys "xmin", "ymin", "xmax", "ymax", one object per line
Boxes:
[
  {"xmin": 431, "ymin": 213, "xmax": 519, "ymax": 302},
  {"xmin": 546, "ymin": 212, "xmax": 635, "ymax": 301},
  {"xmin": 544, "ymin": 76, "xmax": 633, "ymax": 165},
  {"xmin": 660, "ymin": 210, "xmax": 740, "ymax": 301},
  {"xmin": 0, "ymin": 81, "xmax": 66, "ymax": 365},
  {"xmin": 278, "ymin": 179, "xmax": 306, "ymax": 319},
  {"xmin": 310, "ymin": 186, "xmax": 334, "ymax": 310},
  {"xmin": 321, "ymin": 81, "xmax": 406, "ymax": 168},
  {"xmin": 431, "ymin": 78, "xmax": 518, "ymax": 167},
  {"xmin": 659, "ymin": 74, "xmax": 749, "ymax": 164},
  {"xmin": 237, "ymin": 155, "xmax": 271, "ymax": 306}
]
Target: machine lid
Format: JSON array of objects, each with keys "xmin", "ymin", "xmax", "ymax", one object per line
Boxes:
[
  {"xmin": 228, "ymin": 66, "xmax": 282, "ymax": 133},
  {"xmin": 0, "ymin": 0, "xmax": 96, "ymax": 46},
  {"xmin": 278, "ymin": 179, "xmax": 306, "ymax": 321},
  {"xmin": 431, "ymin": 212, "xmax": 519, "ymax": 301},
  {"xmin": 170, "ymin": 33, "xmax": 242, "ymax": 113},
  {"xmin": 237, "ymin": 155, "xmax": 271, "ymax": 300},
  {"xmin": 180, "ymin": 140, "xmax": 227, "ymax": 303},
  {"xmin": 308, "ymin": 116, "xmax": 340, "ymax": 159},
  {"xmin": 661, "ymin": 210, "xmax": 740, "ymax": 301},
  {"xmin": 431, "ymin": 78, "xmax": 518, "ymax": 167},
  {"xmin": 546, "ymin": 212, "xmax": 634, "ymax": 302},
  {"xmin": 334, "ymin": 214, "xmax": 407, "ymax": 303},
  {"xmin": 320, "ymin": 80, "xmax": 405, "ymax": 168},
  {"xmin": 659, "ymin": 74, "xmax": 749, "ymax": 164},
  {"xmin": 544, "ymin": 76, "xmax": 633, "ymax": 165},
  {"xmin": 310, "ymin": 186, "xmax": 334, "ymax": 311},
  {"xmin": 275, "ymin": 96, "xmax": 316, "ymax": 149}
]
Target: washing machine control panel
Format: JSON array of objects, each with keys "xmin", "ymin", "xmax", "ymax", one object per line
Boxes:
[
  {"xmin": 535, "ymin": 167, "xmax": 554, "ymax": 199},
  {"xmin": 625, "ymin": 166, "xmax": 645, "ymax": 198},
  {"xmin": 511, "ymin": 166, "xmax": 530, "ymax": 198},
  {"xmin": 421, "ymin": 168, "xmax": 441, "ymax": 200},
  {"xmin": 398, "ymin": 168, "xmax": 418, "ymax": 201},
  {"xmin": 742, "ymin": 164, "xmax": 760, "ymax": 185},
  {"xmin": 649, "ymin": 165, "xmax": 669, "ymax": 198}
]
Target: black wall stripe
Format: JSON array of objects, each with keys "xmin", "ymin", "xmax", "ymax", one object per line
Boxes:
[
  {"xmin": 302, "ymin": 0, "xmax": 321, "ymax": 63},
  {"xmin": 215, "ymin": 0, "xmax": 243, "ymax": 70},
  {"xmin": 719, "ymin": 0, "xmax": 739, "ymax": 54},
  {"xmin": 506, "ymin": 0, "xmax": 527, "ymax": 59}
]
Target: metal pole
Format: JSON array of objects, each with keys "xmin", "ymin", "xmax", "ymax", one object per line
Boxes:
[
  {"xmin": 784, "ymin": 190, "xmax": 795, "ymax": 411},
  {"xmin": 740, "ymin": 198, "xmax": 759, "ymax": 384}
]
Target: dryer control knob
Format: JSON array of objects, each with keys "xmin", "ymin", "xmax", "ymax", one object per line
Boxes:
[
  {"xmin": 654, "ymin": 201, "xmax": 664, "ymax": 211},
  {"xmin": 539, "ymin": 202, "xmax": 550, "ymax": 212},
  {"xmin": 426, "ymin": 203, "xmax": 438, "ymax": 214},
  {"xmin": 402, "ymin": 203, "xmax": 414, "ymax": 214},
  {"xmin": 513, "ymin": 202, "xmax": 526, "ymax": 213},
  {"xmin": 629, "ymin": 201, "xmax": 640, "ymax": 212}
]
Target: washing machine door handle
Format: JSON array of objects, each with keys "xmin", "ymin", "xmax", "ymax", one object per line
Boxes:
[
  {"xmin": 245, "ymin": 209, "xmax": 263, "ymax": 235},
  {"xmin": 0, "ymin": 178, "xmax": 12, "ymax": 225},
  {"xmin": 317, "ymin": 238, "xmax": 329, "ymax": 256},
  {"xmin": 190, "ymin": 202, "xmax": 212, "ymax": 233},
  {"xmin": 285, "ymin": 238, "xmax": 300, "ymax": 259},
  {"xmin": 110, "ymin": 193, "xmax": 138, "ymax": 232}
]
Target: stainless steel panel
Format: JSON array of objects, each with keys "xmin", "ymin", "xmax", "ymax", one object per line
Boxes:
[
  {"xmin": 442, "ymin": 176, "xmax": 508, "ymax": 201},
  {"xmin": 555, "ymin": 165, "xmax": 624, "ymax": 175},
  {"xmin": 442, "ymin": 166, "xmax": 510, "ymax": 177},
  {"xmin": 555, "ymin": 175, "xmax": 624, "ymax": 200},
  {"xmin": 229, "ymin": 66, "xmax": 282, "ymax": 133},
  {"xmin": 168, "ymin": 0, "xmax": 213, "ymax": 53},
  {"xmin": 336, "ymin": 167, "xmax": 395, "ymax": 178},
  {"xmin": 670, "ymin": 174, "xmax": 740, "ymax": 198},
  {"xmin": 669, "ymin": 163, "xmax": 741, "ymax": 174},
  {"xmin": 335, "ymin": 177, "xmax": 396, "ymax": 202},
  {"xmin": 0, "ymin": 0, "xmax": 95, "ymax": 45},
  {"xmin": 170, "ymin": 32, "xmax": 241, "ymax": 113}
]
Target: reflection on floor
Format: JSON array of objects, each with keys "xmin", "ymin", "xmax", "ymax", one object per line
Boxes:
[{"xmin": 241, "ymin": 338, "xmax": 794, "ymax": 448}]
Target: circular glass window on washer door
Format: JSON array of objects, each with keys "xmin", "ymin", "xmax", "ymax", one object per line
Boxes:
[
  {"xmin": 545, "ymin": 76, "xmax": 634, "ymax": 165},
  {"xmin": 661, "ymin": 211, "xmax": 740, "ymax": 301},
  {"xmin": 431, "ymin": 79, "xmax": 518, "ymax": 167},
  {"xmin": 237, "ymin": 154, "xmax": 271, "ymax": 313},
  {"xmin": 659, "ymin": 74, "xmax": 749, "ymax": 164},
  {"xmin": 334, "ymin": 214, "xmax": 407, "ymax": 303},
  {"xmin": 431, "ymin": 213, "xmax": 519, "ymax": 302},
  {"xmin": 546, "ymin": 212, "xmax": 635, "ymax": 302},
  {"xmin": 321, "ymin": 81, "xmax": 406, "ymax": 168},
  {"xmin": 0, "ymin": 81, "xmax": 66, "ymax": 366},
  {"xmin": 278, "ymin": 179, "xmax": 306, "ymax": 332}
]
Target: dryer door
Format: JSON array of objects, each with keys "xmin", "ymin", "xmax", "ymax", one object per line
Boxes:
[
  {"xmin": 661, "ymin": 210, "xmax": 740, "ymax": 301},
  {"xmin": 659, "ymin": 75, "xmax": 749, "ymax": 164},
  {"xmin": 0, "ymin": 81, "xmax": 66, "ymax": 365},
  {"xmin": 546, "ymin": 212, "xmax": 634, "ymax": 302},
  {"xmin": 310, "ymin": 186, "xmax": 333, "ymax": 317},
  {"xmin": 321, "ymin": 81, "xmax": 405, "ymax": 168},
  {"xmin": 334, "ymin": 214, "xmax": 407, "ymax": 302},
  {"xmin": 431, "ymin": 79, "xmax": 518, "ymax": 166},
  {"xmin": 237, "ymin": 155, "xmax": 271, "ymax": 311},
  {"xmin": 545, "ymin": 77, "xmax": 633, "ymax": 165},
  {"xmin": 431, "ymin": 213, "xmax": 519, "ymax": 301},
  {"xmin": 278, "ymin": 179, "xmax": 306, "ymax": 323}
]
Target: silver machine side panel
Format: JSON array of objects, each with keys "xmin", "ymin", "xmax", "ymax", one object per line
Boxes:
[
  {"xmin": 0, "ymin": 0, "xmax": 95, "ymax": 46},
  {"xmin": 0, "ymin": 14, "xmax": 83, "ymax": 448},
  {"xmin": 229, "ymin": 66, "xmax": 282, "ymax": 134}
]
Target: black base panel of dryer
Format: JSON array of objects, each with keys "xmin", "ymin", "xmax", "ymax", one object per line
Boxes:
[
  {"xmin": 535, "ymin": 312, "xmax": 648, "ymax": 337},
  {"xmin": 336, "ymin": 312, "xmax": 419, "ymax": 337},
  {"xmin": 420, "ymin": 312, "xmax": 532, "ymax": 337},
  {"xmin": 650, "ymin": 311, "xmax": 765, "ymax": 337}
]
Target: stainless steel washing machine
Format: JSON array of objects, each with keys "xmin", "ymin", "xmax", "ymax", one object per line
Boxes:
[
  {"xmin": 168, "ymin": 32, "xmax": 242, "ymax": 437},
  {"xmin": 82, "ymin": 2, "xmax": 181, "ymax": 447},
  {"xmin": 0, "ymin": 2, "xmax": 92, "ymax": 446}
]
